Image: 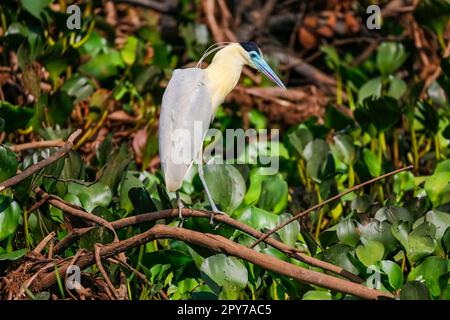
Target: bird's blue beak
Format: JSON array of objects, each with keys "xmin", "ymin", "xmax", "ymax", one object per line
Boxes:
[{"xmin": 251, "ymin": 53, "xmax": 286, "ymax": 90}]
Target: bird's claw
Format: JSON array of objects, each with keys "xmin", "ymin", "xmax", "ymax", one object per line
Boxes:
[
  {"xmin": 209, "ymin": 207, "xmax": 225, "ymax": 225},
  {"xmin": 177, "ymin": 193, "xmax": 185, "ymax": 227}
]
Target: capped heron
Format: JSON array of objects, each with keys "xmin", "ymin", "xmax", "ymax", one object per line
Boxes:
[{"xmin": 159, "ymin": 41, "xmax": 286, "ymax": 221}]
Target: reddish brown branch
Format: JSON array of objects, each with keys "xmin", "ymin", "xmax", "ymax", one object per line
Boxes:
[
  {"xmin": 54, "ymin": 208, "xmax": 362, "ymax": 283},
  {"xmin": 33, "ymin": 225, "xmax": 393, "ymax": 300},
  {"xmin": 250, "ymin": 165, "xmax": 414, "ymax": 248},
  {"xmin": 9, "ymin": 140, "xmax": 65, "ymax": 153},
  {"xmin": 0, "ymin": 130, "xmax": 82, "ymax": 192}
]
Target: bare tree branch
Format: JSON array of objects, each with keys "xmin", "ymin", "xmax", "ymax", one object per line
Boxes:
[{"xmin": 33, "ymin": 224, "xmax": 393, "ymax": 300}]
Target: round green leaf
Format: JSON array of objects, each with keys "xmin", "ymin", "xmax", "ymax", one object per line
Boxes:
[
  {"xmin": 356, "ymin": 239, "xmax": 385, "ymax": 267},
  {"xmin": 408, "ymin": 256, "xmax": 449, "ymax": 298},
  {"xmin": 400, "ymin": 281, "xmax": 431, "ymax": 300},
  {"xmin": 376, "ymin": 42, "xmax": 407, "ymax": 77},
  {"xmin": 0, "ymin": 145, "xmax": 18, "ymax": 182},
  {"xmin": 276, "ymin": 213, "xmax": 300, "ymax": 246},
  {"xmin": 200, "ymin": 254, "xmax": 248, "ymax": 299},
  {"xmin": 379, "ymin": 260, "xmax": 404, "ymax": 291},
  {"xmin": 302, "ymin": 290, "xmax": 332, "ymax": 300},
  {"xmin": 0, "ymin": 199, "xmax": 21, "ymax": 241},
  {"xmin": 337, "ymin": 219, "xmax": 360, "ymax": 247},
  {"xmin": 204, "ymin": 164, "xmax": 246, "ymax": 213}
]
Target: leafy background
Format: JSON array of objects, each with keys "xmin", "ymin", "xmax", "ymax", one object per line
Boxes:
[{"xmin": 0, "ymin": 0, "xmax": 449, "ymax": 300}]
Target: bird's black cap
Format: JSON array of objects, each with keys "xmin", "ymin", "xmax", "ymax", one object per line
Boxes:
[{"xmin": 239, "ymin": 41, "xmax": 261, "ymax": 54}]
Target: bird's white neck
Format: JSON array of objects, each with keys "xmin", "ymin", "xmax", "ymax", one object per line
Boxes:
[{"xmin": 204, "ymin": 44, "xmax": 247, "ymax": 112}]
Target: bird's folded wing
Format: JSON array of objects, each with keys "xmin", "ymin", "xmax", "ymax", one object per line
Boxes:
[{"xmin": 158, "ymin": 68, "xmax": 213, "ymax": 192}]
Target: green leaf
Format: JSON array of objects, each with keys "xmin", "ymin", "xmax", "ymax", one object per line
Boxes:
[
  {"xmin": 356, "ymin": 239, "xmax": 385, "ymax": 267},
  {"xmin": 337, "ymin": 219, "xmax": 360, "ymax": 247},
  {"xmin": 360, "ymin": 221, "xmax": 398, "ymax": 254},
  {"xmin": 276, "ymin": 213, "xmax": 300, "ymax": 246},
  {"xmin": 0, "ymin": 101, "xmax": 33, "ymax": 132},
  {"xmin": 287, "ymin": 124, "xmax": 313, "ymax": 155},
  {"xmin": 0, "ymin": 248, "xmax": 27, "ymax": 261},
  {"xmin": 99, "ymin": 144, "xmax": 131, "ymax": 191},
  {"xmin": 375, "ymin": 206, "xmax": 414, "ymax": 227},
  {"xmin": 379, "ymin": 260, "xmax": 404, "ymax": 291},
  {"xmin": 239, "ymin": 207, "xmax": 278, "ymax": 231},
  {"xmin": 0, "ymin": 145, "xmax": 18, "ymax": 183},
  {"xmin": 376, "ymin": 42, "xmax": 407, "ymax": 77},
  {"xmin": 425, "ymin": 162, "xmax": 450, "ymax": 207},
  {"xmin": 247, "ymin": 110, "xmax": 267, "ymax": 130},
  {"xmin": 0, "ymin": 198, "xmax": 21, "ymax": 241},
  {"xmin": 442, "ymin": 227, "xmax": 450, "ymax": 253},
  {"xmin": 391, "ymin": 221, "xmax": 410, "ymax": 250},
  {"xmin": 355, "ymin": 96, "xmax": 401, "ymax": 132},
  {"xmin": 414, "ymin": 0, "xmax": 450, "ymax": 38},
  {"xmin": 79, "ymin": 51, "xmax": 125, "ymax": 81},
  {"xmin": 400, "ymin": 281, "xmax": 431, "ymax": 300},
  {"xmin": 79, "ymin": 226, "xmax": 115, "ymax": 251},
  {"xmin": 119, "ymin": 171, "xmax": 144, "ymax": 213},
  {"xmin": 204, "ymin": 164, "xmax": 246, "ymax": 213},
  {"xmin": 358, "ymin": 77, "xmax": 382, "ymax": 104},
  {"xmin": 67, "ymin": 182, "xmax": 113, "ymax": 208},
  {"xmin": 60, "ymin": 76, "xmax": 94, "ymax": 105},
  {"xmin": 121, "ymin": 36, "xmax": 139, "ymax": 66},
  {"xmin": 408, "ymin": 231, "xmax": 436, "ymax": 263},
  {"xmin": 303, "ymin": 139, "xmax": 329, "ymax": 182},
  {"xmin": 324, "ymin": 106, "xmax": 354, "ymax": 130},
  {"xmin": 48, "ymin": 91, "xmax": 74, "ymax": 125},
  {"xmin": 393, "ymin": 171, "xmax": 415, "ymax": 194},
  {"xmin": 200, "ymin": 254, "xmax": 248, "ymax": 299},
  {"xmin": 20, "ymin": 0, "xmax": 51, "ymax": 20},
  {"xmin": 244, "ymin": 167, "xmax": 267, "ymax": 205},
  {"xmin": 330, "ymin": 134, "xmax": 356, "ymax": 165},
  {"xmin": 258, "ymin": 174, "xmax": 288, "ymax": 214},
  {"xmin": 302, "ymin": 290, "xmax": 332, "ymax": 300},
  {"xmin": 387, "ymin": 76, "xmax": 407, "ymax": 99},
  {"xmin": 351, "ymin": 194, "xmax": 371, "ymax": 214},
  {"xmin": 320, "ymin": 244, "xmax": 359, "ymax": 275},
  {"xmin": 408, "ymin": 256, "xmax": 449, "ymax": 298},
  {"xmin": 416, "ymin": 100, "xmax": 440, "ymax": 135},
  {"xmin": 363, "ymin": 148, "xmax": 381, "ymax": 177},
  {"xmin": 422, "ymin": 210, "xmax": 450, "ymax": 244}
]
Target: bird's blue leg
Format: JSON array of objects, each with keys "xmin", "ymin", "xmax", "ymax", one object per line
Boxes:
[
  {"xmin": 197, "ymin": 153, "xmax": 224, "ymax": 224},
  {"xmin": 176, "ymin": 191, "xmax": 185, "ymax": 227}
]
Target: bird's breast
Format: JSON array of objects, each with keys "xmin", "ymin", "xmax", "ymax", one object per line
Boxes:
[{"xmin": 204, "ymin": 61, "xmax": 243, "ymax": 113}]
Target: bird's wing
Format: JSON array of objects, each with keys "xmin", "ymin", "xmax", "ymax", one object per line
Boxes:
[{"xmin": 158, "ymin": 68, "xmax": 212, "ymax": 192}]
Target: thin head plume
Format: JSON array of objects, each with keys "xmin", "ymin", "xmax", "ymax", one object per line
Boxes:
[{"xmin": 196, "ymin": 42, "xmax": 233, "ymax": 68}]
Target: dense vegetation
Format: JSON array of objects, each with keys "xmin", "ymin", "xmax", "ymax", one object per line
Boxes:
[{"xmin": 0, "ymin": 0, "xmax": 449, "ymax": 300}]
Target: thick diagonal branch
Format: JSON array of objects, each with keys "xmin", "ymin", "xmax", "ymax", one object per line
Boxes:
[
  {"xmin": 33, "ymin": 224, "xmax": 393, "ymax": 300},
  {"xmin": 54, "ymin": 208, "xmax": 362, "ymax": 283}
]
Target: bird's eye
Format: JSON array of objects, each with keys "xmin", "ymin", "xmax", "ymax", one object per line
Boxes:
[{"xmin": 250, "ymin": 51, "xmax": 259, "ymax": 59}]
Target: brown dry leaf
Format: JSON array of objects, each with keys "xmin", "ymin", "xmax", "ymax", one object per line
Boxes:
[
  {"xmin": 132, "ymin": 126, "xmax": 148, "ymax": 164},
  {"xmin": 298, "ymin": 27, "xmax": 317, "ymax": 49}
]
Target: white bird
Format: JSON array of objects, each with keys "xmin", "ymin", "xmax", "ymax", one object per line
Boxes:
[{"xmin": 158, "ymin": 41, "xmax": 286, "ymax": 221}]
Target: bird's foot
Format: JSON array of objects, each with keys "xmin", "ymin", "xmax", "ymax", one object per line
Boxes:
[
  {"xmin": 209, "ymin": 204, "xmax": 225, "ymax": 225},
  {"xmin": 177, "ymin": 193, "xmax": 185, "ymax": 228}
]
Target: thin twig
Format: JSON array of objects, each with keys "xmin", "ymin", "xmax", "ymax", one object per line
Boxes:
[
  {"xmin": 0, "ymin": 130, "xmax": 82, "ymax": 192},
  {"xmin": 250, "ymin": 165, "xmax": 414, "ymax": 248},
  {"xmin": 9, "ymin": 140, "xmax": 65, "ymax": 153},
  {"xmin": 95, "ymin": 244, "xmax": 119, "ymax": 300}
]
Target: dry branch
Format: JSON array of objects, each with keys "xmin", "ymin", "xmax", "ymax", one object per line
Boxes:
[
  {"xmin": 9, "ymin": 139, "xmax": 65, "ymax": 152},
  {"xmin": 54, "ymin": 208, "xmax": 363, "ymax": 283},
  {"xmin": 33, "ymin": 224, "xmax": 393, "ymax": 300},
  {"xmin": 250, "ymin": 165, "xmax": 414, "ymax": 248},
  {"xmin": 0, "ymin": 129, "xmax": 82, "ymax": 192}
]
